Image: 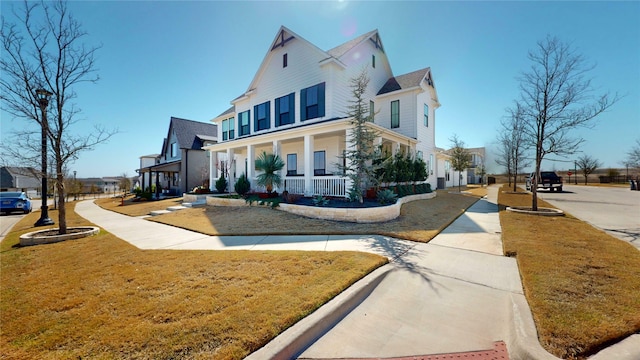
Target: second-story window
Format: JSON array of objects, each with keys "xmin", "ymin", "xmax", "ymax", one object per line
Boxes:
[
  {"xmin": 372, "ymin": 54, "xmax": 376, "ymax": 68},
  {"xmin": 239, "ymin": 110, "xmax": 250, "ymax": 136},
  {"xmin": 283, "ymin": 53, "xmax": 288, "ymax": 68},
  {"xmin": 222, "ymin": 117, "xmax": 235, "ymax": 141},
  {"xmin": 254, "ymin": 101, "xmax": 270, "ymax": 131},
  {"xmin": 391, "ymin": 100, "xmax": 400, "ymax": 128},
  {"xmin": 300, "ymin": 82, "xmax": 325, "ymax": 121},
  {"xmin": 369, "ymin": 100, "xmax": 375, "ymax": 122},
  {"xmin": 424, "ymin": 104, "xmax": 429, "ymax": 127},
  {"xmin": 171, "ymin": 142, "xmax": 178, "ymax": 157},
  {"xmin": 275, "ymin": 93, "xmax": 295, "ymax": 126}
]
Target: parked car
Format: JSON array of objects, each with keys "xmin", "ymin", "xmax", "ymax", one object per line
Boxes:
[
  {"xmin": 0, "ymin": 191, "xmax": 33, "ymax": 214},
  {"xmin": 526, "ymin": 171, "xmax": 563, "ymax": 192}
]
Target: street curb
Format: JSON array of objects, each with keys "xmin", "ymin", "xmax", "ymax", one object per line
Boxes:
[
  {"xmin": 245, "ymin": 264, "xmax": 394, "ymax": 360},
  {"xmin": 508, "ymin": 293, "xmax": 560, "ymax": 360}
]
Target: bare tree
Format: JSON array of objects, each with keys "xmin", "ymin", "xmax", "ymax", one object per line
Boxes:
[
  {"xmin": 449, "ymin": 134, "xmax": 471, "ymax": 192},
  {"xmin": 495, "ymin": 104, "xmax": 531, "ymax": 191},
  {"xmin": 1, "ymin": 1, "xmax": 115, "ymax": 234},
  {"xmin": 119, "ymin": 173, "xmax": 132, "ymax": 195},
  {"xmin": 576, "ymin": 155, "xmax": 601, "ymax": 185},
  {"xmin": 513, "ymin": 36, "xmax": 619, "ymax": 210},
  {"xmin": 624, "ymin": 139, "xmax": 640, "ymax": 169}
]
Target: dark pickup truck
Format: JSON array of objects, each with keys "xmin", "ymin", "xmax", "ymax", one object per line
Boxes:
[{"xmin": 526, "ymin": 171, "xmax": 563, "ymax": 192}]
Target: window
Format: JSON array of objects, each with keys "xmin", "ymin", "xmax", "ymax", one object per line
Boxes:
[
  {"xmin": 424, "ymin": 104, "xmax": 429, "ymax": 127},
  {"xmin": 314, "ymin": 151, "xmax": 326, "ymax": 176},
  {"xmin": 369, "ymin": 100, "xmax": 374, "ymax": 122},
  {"xmin": 372, "ymin": 54, "xmax": 376, "ymax": 68},
  {"xmin": 239, "ymin": 110, "xmax": 250, "ymax": 136},
  {"xmin": 391, "ymin": 100, "xmax": 399, "ymax": 128},
  {"xmin": 445, "ymin": 160, "xmax": 451, "ymax": 181},
  {"xmin": 222, "ymin": 117, "xmax": 235, "ymax": 141},
  {"xmin": 254, "ymin": 101, "xmax": 270, "ymax": 131},
  {"xmin": 300, "ymin": 82, "xmax": 325, "ymax": 121},
  {"xmin": 171, "ymin": 142, "xmax": 178, "ymax": 157},
  {"xmin": 275, "ymin": 93, "xmax": 295, "ymax": 126},
  {"xmin": 283, "ymin": 53, "xmax": 288, "ymax": 68},
  {"xmin": 430, "ymin": 154, "xmax": 434, "ymax": 175},
  {"xmin": 287, "ymin": 154, "xmax": 297, "ymax": 176}
]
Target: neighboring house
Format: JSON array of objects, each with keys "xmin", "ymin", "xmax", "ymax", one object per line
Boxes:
[
  {"xmin": 203, "ymin": 26, "xmax": 440, "ymax": 197},
  {"xmin": 138, "ymin": 117, "xmax": 217, "ymax": 196},
  {"xmin": 0, "ymin": 166, "xmax": 41, "ymax": 197},
  {"xmin": 435, "ymin": 147, "xmax": 486, "ymax": 189},
  {"xmin": 466, "ymin": 147, "xmax": 486, "ymax": 184},
  {"xmin": 136, "ymin": 154, "xmax": 160, "ymax": 191}
]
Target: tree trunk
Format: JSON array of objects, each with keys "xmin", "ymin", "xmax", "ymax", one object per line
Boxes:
[{"xmin": 56, "ymin": 171, "xmax": 67, "ymax": 235}]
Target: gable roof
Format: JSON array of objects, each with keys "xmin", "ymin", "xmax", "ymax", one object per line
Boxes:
[
  {"xmin": 377, "ymin": 67, "xmax": 432, "ymax": 95},
  {"xmin": 1, "ymin": 166, "xmax": 40, "ymax": 189},
  {"xmin": 233, "ymin": 26, "xmax": 385, "ymax": 106},
  {"xmin": 168, "ymin": 117, "xmax": 217, "ymax": 150},
  {"xmin": 326, "ymin": 29, "xmax": 380, "ymax": 58}
]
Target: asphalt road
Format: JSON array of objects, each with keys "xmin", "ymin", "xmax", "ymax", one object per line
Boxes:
[{"xmin": 537, "ymin": 184, "xmax": 640, "ymax": 249}]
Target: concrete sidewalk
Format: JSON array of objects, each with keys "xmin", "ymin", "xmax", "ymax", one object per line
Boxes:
[{"xmin": 75, "ymin": 188, "xmax": 637, "ymax": 359}]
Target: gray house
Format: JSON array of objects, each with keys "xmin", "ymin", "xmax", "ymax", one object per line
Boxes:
[
  {"xmin": 1, "ymin": 166, "xmax": 41, "ymax": 197},
  {"xmin": 138, "ymin": 117, "xmax": 217, "ymax": 196}
]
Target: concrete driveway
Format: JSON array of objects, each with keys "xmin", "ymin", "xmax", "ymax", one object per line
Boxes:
[{"xmin": 537, "ymin": 184, "xmax": 640, "ymax": 249}]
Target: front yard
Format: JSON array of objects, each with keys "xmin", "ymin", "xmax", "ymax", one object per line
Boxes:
[
  {"xmin": 499, "ymin": 185, "xmax": 640, "ymax": 359},
  {"xmin": 0, "ymin": 206, "xmax": 386, "ymax": 359}
]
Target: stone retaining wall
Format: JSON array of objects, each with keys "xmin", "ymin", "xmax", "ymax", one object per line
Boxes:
[{"xmin": 203, "ymin": 192, "xmax": 437, "ymax": 223}]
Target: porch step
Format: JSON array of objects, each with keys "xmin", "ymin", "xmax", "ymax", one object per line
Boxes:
[
  {"xmin": 149, "ymin": 210, "xmax": 171, "ymax": 216},
  {"xmin": 182, "ymin": 200, "xmax": 206, "ymax": 208},
  {"xmin": 166, "ymin": 205, "xmax": 188, "ymax": 211}
]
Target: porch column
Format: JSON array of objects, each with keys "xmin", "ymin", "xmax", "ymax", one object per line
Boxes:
[
  {"xmin": 209, "ymin": 151, "xmax": 218, "ymax": 191},
  {"xmin": 344, "ymin": 129, "xmax": 356, "ymax": 193},
  {"xmin": 246, "ymin": 144, "xmax": 255, "ymax": 189},
  {"xmin": 304, "ymin": 134, "xmax": 314, "ymax": 196},
  {"xmin": 227, "ymin": 148, "xmax": 235, "ymax": 192},
  {"xmin": 273, "ymin": 140, "xmax": 282, "ymax": 192}
]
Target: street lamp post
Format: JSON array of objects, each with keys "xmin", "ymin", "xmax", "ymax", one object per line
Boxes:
[
  {"xmin": 34, "ymin": 89, "xmax": 55, "ymax": 227},
  {"xmin": 574, "ymin": 160, "xmax": 578, "ymax": 185},
  {"xmin": 73, "ymin": 170, "xmax": 77, "ymax": 201}
]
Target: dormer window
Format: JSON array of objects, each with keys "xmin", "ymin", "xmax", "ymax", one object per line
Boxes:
[{"xmin": 283, "ymin": 53, "xmax": 288, "ymax": 68}]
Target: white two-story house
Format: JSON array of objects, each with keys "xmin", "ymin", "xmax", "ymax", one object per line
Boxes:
[{"xmin": 204, "ymin": 26, "xmax": 440, "ymax": 197}]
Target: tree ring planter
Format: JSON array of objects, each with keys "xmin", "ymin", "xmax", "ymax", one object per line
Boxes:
[
  {"xmin": 506, "ymin": 206, "xmax": 564, "ymax": 216},
  {"xmin": 19, "ymin": 226, "xmax": 100, "ymax": 246}
]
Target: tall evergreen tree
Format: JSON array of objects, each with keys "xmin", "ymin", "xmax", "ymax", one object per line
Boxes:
[{"xmin": 339, "ymin": 69, "xmax": 380, "ymax": 203}]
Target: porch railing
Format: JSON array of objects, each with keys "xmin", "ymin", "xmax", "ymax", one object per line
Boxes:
[{"xmin": 252, "ymin": 176, "xmax": 347, "ymax": 197}]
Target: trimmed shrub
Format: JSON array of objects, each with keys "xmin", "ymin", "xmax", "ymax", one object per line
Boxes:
[
  {"xmin": 234, "ymin": 173, "xmax": 251, "ymax": 196},
  {"xmin": 376, "ymin": 189, "xmax": 397, "ymax": 205},
  {"xmin": 215, "ymin": 174, "xmax": 227, "ymax": 193}
]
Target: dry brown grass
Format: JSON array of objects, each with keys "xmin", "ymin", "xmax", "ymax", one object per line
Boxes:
[
  {"xmin": 499, "ymin": 185, "xmax": 640, "ymax": 359},
  {"xmin": 142, "ymin": 190, "xmax": 480, "ymax": 242},
  {"xmin": 1, "ymin": 205, "xmax": 386, "ymax": 359},
  {"xmin": 95, "ymin": 196, "xmax": 184, "ymax": 217}
]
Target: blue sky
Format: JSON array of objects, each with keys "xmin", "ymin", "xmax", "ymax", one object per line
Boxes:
[{"xmin": 1, "ymin": 0, "xmax": 638, "ymax": 178}]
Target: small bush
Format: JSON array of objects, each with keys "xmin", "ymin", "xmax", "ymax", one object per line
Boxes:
[
  {"xmin": 376, "ymin": 189, "xmax": 397, "ymax": 205},
  {"xmin": 281, "ymin": 191, "xmax": 302, "ymax": 204},
  {"xmin": 234, "ymin": 173, "xmax": 251, "ymax": 196},
  {"xmin": 312, "ymin": 195, "xmax": 330, "ymax": 207},
  {"xmin": 215, "ymin": 174, "xmax": 227, "ymax": 193}
]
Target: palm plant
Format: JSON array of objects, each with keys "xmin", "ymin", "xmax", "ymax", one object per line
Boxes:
[{"xmin": 255, "ymin": 151, "xmax": 285, "ymax": 193}]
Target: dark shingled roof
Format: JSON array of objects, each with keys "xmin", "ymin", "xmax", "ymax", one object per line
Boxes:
[
  {"xmin": 377, "ymin": 67, "xmax": 431, "ymax": 95},
  {"xmin": 169, "ymin": 117, "xmax": 217, "ymax": 150}
]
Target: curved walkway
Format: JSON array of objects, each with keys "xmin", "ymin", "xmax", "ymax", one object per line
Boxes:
[{"xmin": 75, "ymin": 187, "xmax": 636, "ymax": 359}]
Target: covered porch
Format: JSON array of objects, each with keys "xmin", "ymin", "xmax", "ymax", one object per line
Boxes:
[
  {"xmin": 139, "ymin": 160, "xmax": 181, "ymax": 197},
  {"xmin": 203, "ymin": 119, "xmax": 417, "ymax": 198}
]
